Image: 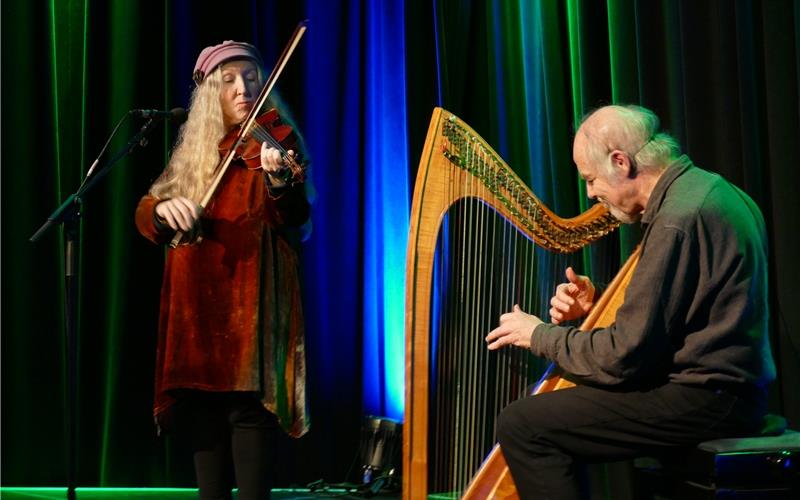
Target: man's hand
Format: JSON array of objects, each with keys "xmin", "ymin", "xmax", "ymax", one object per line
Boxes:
[
  {"xmin": 486, "ymin": 305, "xmax": 544, "ymax": 351},
  {"xmin": 549, "ymin": 267, "xmax": 595, "ymax": 324}
]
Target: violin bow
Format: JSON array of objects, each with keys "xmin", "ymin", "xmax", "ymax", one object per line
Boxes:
[{"xmin": 170, "ymin": 20, "xmax": 309, "ymax": 248}]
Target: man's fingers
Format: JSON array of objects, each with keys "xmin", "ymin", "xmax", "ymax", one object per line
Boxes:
[
  {"xmin": 486, "ymin": 329, "xmax": 509, "ymax": 350},
  {"xmin": 566, "ymin": 267, "xmax": 588, "ymax": 290},
  {"xmin": 486, "ymin": 324, "xmax": 515, "ymax": 350},
  {"xmin": 550, "ymin": 301, "xmax": 568, "ymax": 316},
  {"xmin": 565, "ymin": 266, "xmax": 579, "ymax": 284},
  {"xmin": 556, "ymin": 282, "xmax": 579, "ymax": 299},
  {"xmin": 486, "ymin": 325, "xmax": 505, "ymax": 343},
  {"xmin": 487, "ymin": 338, "xmax": 506, "ymax": 350},
  {"xmin": 552, "ymin": 294, "xmax": 574, "ymax": 310}
]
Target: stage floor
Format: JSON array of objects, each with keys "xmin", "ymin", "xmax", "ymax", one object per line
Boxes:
[{"xmin": 0, "ymin": 488, "xmax": 401, "ymax": 499}]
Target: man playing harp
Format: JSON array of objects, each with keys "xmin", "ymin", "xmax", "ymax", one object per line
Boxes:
[{"xmin": 485, "ymin": 105, "xmax": 776, "ymax": 499}]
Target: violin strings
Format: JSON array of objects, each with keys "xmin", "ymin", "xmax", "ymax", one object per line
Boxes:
[
  {"xmin": 247, "ymin": 123, "xmax": 305, "ymax": 182},
  {"xmin": 248, "ymin": 123, "xmax": 288, "ymax": 156}
]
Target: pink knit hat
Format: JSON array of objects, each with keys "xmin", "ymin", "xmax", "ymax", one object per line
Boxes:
[{"xmin": 192, "ymin": 40, "xmax": 264, "ymax": 85}]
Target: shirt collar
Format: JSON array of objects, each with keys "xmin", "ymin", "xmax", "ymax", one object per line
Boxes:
[{"xmin": 640, "ymin": 155, "xmax": 694, "ymax": 225}]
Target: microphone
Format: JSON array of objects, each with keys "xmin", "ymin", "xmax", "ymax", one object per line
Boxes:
[{"xmin": 130, "ymin": 107, "xmax": 188, "ymax": 122}]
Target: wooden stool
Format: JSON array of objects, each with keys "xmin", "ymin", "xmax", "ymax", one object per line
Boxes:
[{"xmin": 634, "ymin": 430, "xmax": 800, "ymax": 499}]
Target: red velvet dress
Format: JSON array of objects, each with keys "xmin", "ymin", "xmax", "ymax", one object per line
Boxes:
[{"xmin": 135, "ymin": 159, "xmax": 310, "ymax": 437}]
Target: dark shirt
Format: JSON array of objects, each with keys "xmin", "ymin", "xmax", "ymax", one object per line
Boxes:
[{"xmin": 531, "ymin": 156, "xmax": 776, "ymax": 390}]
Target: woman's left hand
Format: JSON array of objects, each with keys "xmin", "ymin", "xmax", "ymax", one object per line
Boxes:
[{"xmin": 261, "ymin": 143, "xmax": 294, "ymax": 185}]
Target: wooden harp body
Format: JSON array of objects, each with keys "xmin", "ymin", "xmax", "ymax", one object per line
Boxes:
[{"xmin": 403, "ymin": 107, "xmax": 631, "ymax": 499}]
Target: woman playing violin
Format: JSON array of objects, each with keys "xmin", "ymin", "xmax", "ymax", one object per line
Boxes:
[{"xmin": 135, "ymin": 40, "xmax": 310, "ymax": 500}]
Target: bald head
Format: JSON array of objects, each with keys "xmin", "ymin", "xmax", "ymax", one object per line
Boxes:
[
  {"xmin": 572, "ymin": 105, "xmax": 679, "ymax": 224},
  {"xmin": 576, "ymin": 105, "xmax": 680, "ymax": 175}
]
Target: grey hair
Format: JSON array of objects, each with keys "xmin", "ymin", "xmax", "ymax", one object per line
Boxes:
[{"xmin": 579, "ymin": 104, "xmax": 681, "ymax": 175}]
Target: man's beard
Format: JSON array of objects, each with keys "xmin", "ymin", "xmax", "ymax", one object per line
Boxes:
[{"xmin": 603, "ymin": 201, "xmax": 642, "ymax": 225}]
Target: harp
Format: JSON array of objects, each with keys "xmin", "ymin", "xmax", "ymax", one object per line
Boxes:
[{"xmin": 403, "ymin": 108, "xmax": 637, "ymax": 499}]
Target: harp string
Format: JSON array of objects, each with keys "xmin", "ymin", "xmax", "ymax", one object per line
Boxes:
[{"xmin": 465, "ymin": 144, "xmax": 476, "ymax": 488}]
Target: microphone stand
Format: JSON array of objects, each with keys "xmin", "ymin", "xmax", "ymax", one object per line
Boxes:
[{"xmin": 30, "ymin": 116, "xmax": 162, "ymax": 500}]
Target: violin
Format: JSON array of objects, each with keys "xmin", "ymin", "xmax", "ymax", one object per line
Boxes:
[{"xmin": 219, "ymin": 107, "xmax": 306, "ymax": 185}]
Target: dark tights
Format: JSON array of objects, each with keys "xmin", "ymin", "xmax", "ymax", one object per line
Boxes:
[{"xmin": 180, "ymin": 392, "xmax": 278, "ymax": 500}]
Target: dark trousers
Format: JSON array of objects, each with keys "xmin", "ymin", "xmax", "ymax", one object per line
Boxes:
[
  {"xmin": 179, "ymin": 391, "xmax": 278, "ymax": 500},
  {"xmin": 496, "ymin": 382, "xmax": 766, "ymax": 500}
]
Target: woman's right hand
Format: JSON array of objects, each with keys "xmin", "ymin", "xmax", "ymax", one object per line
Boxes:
[{"xmin": 155, "ymin": 197, "xmax": 202, "ymax": 232}]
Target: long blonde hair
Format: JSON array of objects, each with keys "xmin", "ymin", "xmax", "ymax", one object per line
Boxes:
[{"xmin": 150, "ymin": 68, "xmax": 228, "ymax": 201}]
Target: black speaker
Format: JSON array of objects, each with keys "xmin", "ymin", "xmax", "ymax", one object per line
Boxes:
[{"xmin": 359, "ymin": 416, "xmax": 402, "ymax": 488}]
